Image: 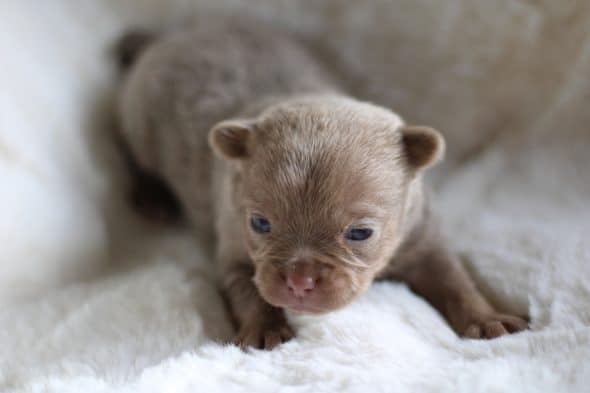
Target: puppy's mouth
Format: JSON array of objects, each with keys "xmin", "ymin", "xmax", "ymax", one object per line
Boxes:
[
  {"xmin": 253, "ymin": 261, "xmax": 356, "ymax": 315},
  {"xmin": 259, "ymin": 284, "xmax": 342, "ymax": 315},
  {"xmin": 282, "ymin": 297, "xmax": 326, "ymax": 314}
]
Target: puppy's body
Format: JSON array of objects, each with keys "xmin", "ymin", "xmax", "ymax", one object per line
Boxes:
[{"xmin": 117, "ymin": 22, "xmax": 527, "ymax": 349}]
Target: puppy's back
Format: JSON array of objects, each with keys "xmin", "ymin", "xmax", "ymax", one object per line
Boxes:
[{"xmin": 118, "ymin": 22, "xmax": 332, "ymax": 173}]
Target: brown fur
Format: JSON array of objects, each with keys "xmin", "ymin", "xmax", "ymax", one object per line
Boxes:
[{"xmin": 116, "ymin": 22, "xmax": 527, "ymax": 349}]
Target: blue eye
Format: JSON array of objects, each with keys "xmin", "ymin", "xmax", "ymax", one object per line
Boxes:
[
  {"xmin": 250, "ymin": 215, "xmax": 271, "ymax": 234},
  {"xmin": 345, "ymin": 227, "xmax": 373, "ymax": 241}
]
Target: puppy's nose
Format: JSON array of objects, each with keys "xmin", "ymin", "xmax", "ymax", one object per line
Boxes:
[
  {"xmin": 286, "ymin": 274, "xmax": 315, "ymax": 297},
  {"xmin": 285, "ymin": 262, "xmax": 317, "ymax": 298}
]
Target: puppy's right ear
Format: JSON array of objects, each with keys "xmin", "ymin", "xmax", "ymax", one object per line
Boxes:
[
  {"xmin": 208, "ymin": 119, "xmax": 255, "ymax": 160},
  {"xmin": 399, "ymin": 125, "xmax": 445, "ymax": 172}
]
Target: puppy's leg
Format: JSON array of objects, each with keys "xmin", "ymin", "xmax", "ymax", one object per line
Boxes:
[
  {"xmin": 221, "ymin": 263, "xmax": 294, "ymax": 350},
  {"xmin": 114, "ymin": 131, "xmax": 182, "ymax": 223},
  {"xmin": 389, "ymin": 247, "xmax": 528, "ymax": 339}
]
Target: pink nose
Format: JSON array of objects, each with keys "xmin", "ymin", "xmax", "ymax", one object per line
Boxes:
[{"xmin": 286, "ymin": 274, "xmax": 315, "ymax": 298}]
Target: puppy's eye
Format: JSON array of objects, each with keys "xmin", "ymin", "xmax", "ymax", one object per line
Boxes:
[
  {"xmin": 250, "ymin": 215, "xmax": 271, "ymax": 234},
  {"xmin": 345, "ymin": 227, "xmax": 373, "ymax": 241}
]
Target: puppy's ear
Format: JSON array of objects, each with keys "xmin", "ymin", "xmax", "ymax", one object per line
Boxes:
[
  {"xmin": 209, "ymin": 119, "xmax": 255, "ymax": 160},
  {"xmin": 400, "ymin": 125, "xmax": 445, "ymax": 171}
]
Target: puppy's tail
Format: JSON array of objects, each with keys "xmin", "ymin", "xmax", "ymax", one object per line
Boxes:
[{"xmin": 114, "ymin": 30, "xmax": 155, "ymax": 70}]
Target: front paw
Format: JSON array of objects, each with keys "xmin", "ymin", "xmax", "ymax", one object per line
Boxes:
[
  {"xmin": 233, "ymin": 312, "xmax": 295, "ymax": 350},
  {"xmin": 462, "ymin": 313, "xmax": 529, "ymax": 339}
]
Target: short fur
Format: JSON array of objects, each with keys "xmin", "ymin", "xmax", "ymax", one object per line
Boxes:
[{"xmin": 116, "ymin": 22, "xmax": 527, "ymax": 349}]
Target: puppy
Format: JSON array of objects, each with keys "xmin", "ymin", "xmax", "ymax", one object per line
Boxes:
[{"xmin": 115, "ymin": 22, "xmax": 528, "ymax": 349}]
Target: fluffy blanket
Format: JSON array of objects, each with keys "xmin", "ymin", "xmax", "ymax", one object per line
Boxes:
[{"xmin": 1, "ymin": 1, "xmax": 589, "ymax": 392}]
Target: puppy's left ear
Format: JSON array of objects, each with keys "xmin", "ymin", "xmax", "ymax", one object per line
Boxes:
[
  {"xmin": 400, "ymin": 125, "xmax": 445, "ymax": 171},
  {"xmin": 208, "ymin": 119, "xmax": 255, "ymax": 160}
]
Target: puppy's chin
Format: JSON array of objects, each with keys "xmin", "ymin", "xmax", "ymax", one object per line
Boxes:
[{"xmin": 253, "ymin": 262, "xmax": 364, "ymax": 315}]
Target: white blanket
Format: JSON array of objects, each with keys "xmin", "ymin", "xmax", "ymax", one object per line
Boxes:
[{"xmin": 1, "ymin": 1, "xmax": 589, "ymax": 392}]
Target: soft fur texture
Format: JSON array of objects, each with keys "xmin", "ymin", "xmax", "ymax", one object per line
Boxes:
[{"xmin": 1, "ymin": 1, "xmax": 589, "ymax": 392}]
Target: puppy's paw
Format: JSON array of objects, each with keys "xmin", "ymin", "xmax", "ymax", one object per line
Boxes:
[
  {"xmin": 233, "ymin": 315, "xmax": 295, "ymax": 350},
  {"xmin": 462, "ymin": 313, "xmax": 529, "ymax": 339}
]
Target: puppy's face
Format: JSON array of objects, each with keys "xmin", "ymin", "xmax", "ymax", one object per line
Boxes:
[{"xmin": 210, "ymin": 96, "xmax": 443, "ymax": 314}]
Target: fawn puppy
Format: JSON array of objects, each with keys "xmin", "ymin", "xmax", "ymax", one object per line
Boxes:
[{"xmin": 116, "ymin": 22, "xmax": 527, "ymax": 349}]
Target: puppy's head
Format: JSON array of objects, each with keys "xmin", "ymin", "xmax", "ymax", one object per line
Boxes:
[{"xmin": 209, "ymin": 95, "xmax": 444, "ymax": 314}]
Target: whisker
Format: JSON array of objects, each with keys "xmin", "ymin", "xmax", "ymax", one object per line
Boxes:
[{"xmin": 319, "ymin": 251, "xmax": 370, "ymax": 270}]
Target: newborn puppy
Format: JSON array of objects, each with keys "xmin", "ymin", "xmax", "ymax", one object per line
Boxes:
[{"xmin": 116, "ymin": 22, "xmax": 528, "ymax": 349}]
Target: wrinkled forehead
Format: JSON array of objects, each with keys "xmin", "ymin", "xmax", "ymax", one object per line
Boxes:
[
  {"xmin": 243, "ymin": 140, "xmax": 405, "ymax": 225},
  {"xmin": 241, "ymin": 99, "xmax": 408, "ymax": 224}
]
